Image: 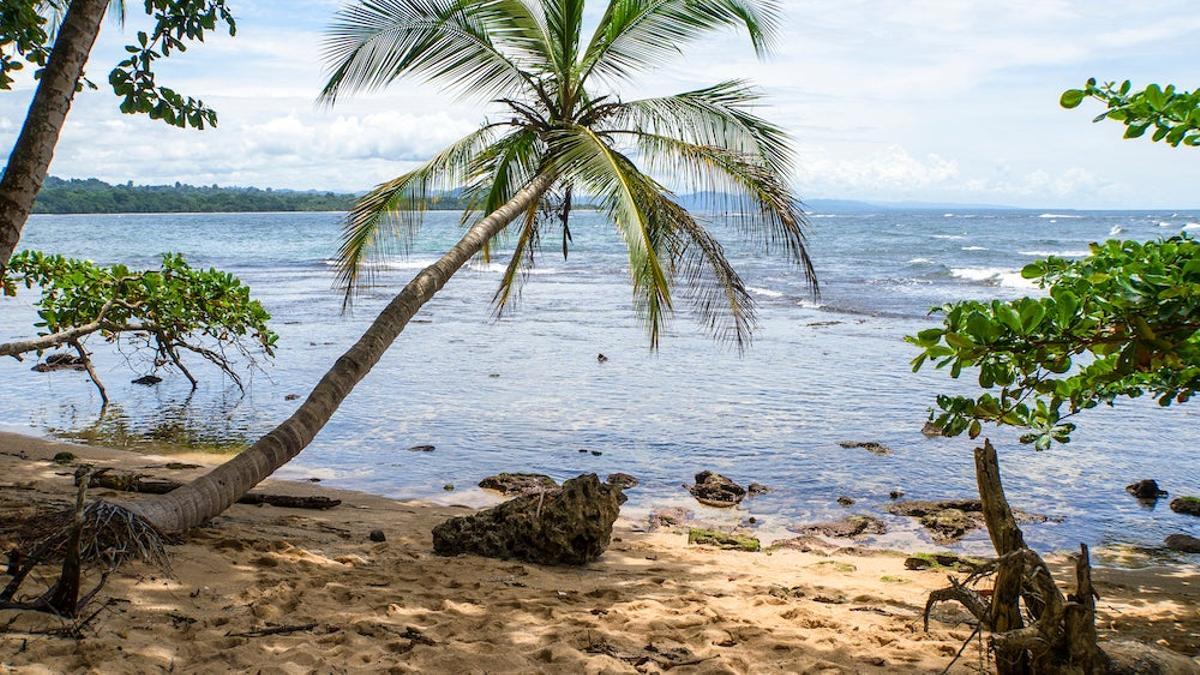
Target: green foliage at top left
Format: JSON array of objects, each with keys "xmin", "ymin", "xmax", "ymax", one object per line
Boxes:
[
  {"xmin": 0, "ymin": 0, "xmax": 235, "ymax": 129},
  {"xmin": 0, "ymin": 1, "xmax": 56, "ymax": 90}
]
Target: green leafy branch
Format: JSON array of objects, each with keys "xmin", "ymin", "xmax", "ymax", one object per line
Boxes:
[
  {"xmin": 907, "ymin": 237, "xmax": 1200, "ymax": 449},
  {"xmin": 0, "ymin": 0, "xmax": 55, "ymax": 90},
  {"xmin": 2, "ymin": 251, "xmax": 275, "ymax": 403},
  {"xmin": 109, "ymin": 0, "xmax": 236, "ymax": 128},
  {"xmin": 1062, "ymin": 79, "xmax": 1200, "ymax": 147}
]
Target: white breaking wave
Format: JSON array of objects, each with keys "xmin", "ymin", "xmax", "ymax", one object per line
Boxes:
[
  {"xmin": 747, "ymin": 286, "xmax": 784, "ymax": 298},
  {"xmin": 796, "ymin": 299, "xmax": 824, "ymax": 309},
  {"xmin": 950, "ymin": 267, "xmax": 1038, "ymax": 289},
  {"xmin": 1183, "ymin": 223, "xmax": 1200, "ymax": 231},
  {"xmin": 932, "ymin": 234, "xmax": 966, "ymax": 240},
  {"xmin": 1019, "ymin": 250, "xmax": 1089, "ymax": 258},
  {"xmin": 1109, "ymin": 225, "xmax": 1123, "ymax": 236},
  {"xmin": 1158, "ymin": 221, "xmax": 1173, "ymax": 227},
  {"xmin": 1039, "ymin": 213, "xmax": 1082, "ymax": 219},
  {"xmin": 908, "ymin": 257, "xmax": 934, "ymax": 264},
  {"xmin": 961, "ymin": 246, "xmax": 987, "ymax": 251}
]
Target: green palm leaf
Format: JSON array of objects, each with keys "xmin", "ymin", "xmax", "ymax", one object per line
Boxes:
[
  {"xmin": 320, "ymin": 0, "xmax": 552, "ymax": 104},
  {"xmin": 336, "ymin": 124, "xmax": 507, "ymax": 305},
  {"xmin": 579, "ymin": 0, "xmax": 779, "ymax": 84}
]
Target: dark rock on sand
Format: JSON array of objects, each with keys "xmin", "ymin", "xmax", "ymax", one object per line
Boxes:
[
  {"xmin": 1164, "ymin": 534, "xmax": 1200, "ymax": 553},
  {"xmin": 747, "ymin": 482, "xmax": 770, "ymax": 496},
  {"xmin": 686, "ymin": 470, "xmax": 747, "ymax": 507},
  {"xmin": 647, "ymin": 507, "xmax": 694, "ymax": 531},
  {"xmin": 606, "ymin": 473, "xmax": 639, "ymax": 489},
  {"xmin": 768, "ymin": 535, "xmax": 839, "ymax": 555},
  {"xmin": 131, "ymin": 374, "xmax": 163, "ymax": 386},
  {"xmin": 432, "ymin": 473, "xmax": 622, "ymax": 565},
  {"xmin": 887, "ymin": 499, "xmax": 1052, "ymax": 544},
  {"xmin": 407, "ymin": 444, "xmax": 436, "ymax": 453},
  {"xmin": 838, "ymin": 440, "xmax": 891, "ymax": 456},
  {"xmin": 32, "ymin": 352, "xmax": 86, "ymax": 372},
  {"xmin": 369, "ymin": 529, "xmax": 386, "ymax": 542},
  {"xmin": 1126, "ymin": 479, "xmax": 1168, "ymax": 500},
  {"xmin": 51, "ymin": 451, "xmax": 76, "ymax": 465},
  {"xmin": 478, "ymin": 472, "xmax": 557, "ymax": 495},
  {"xmin": 788, "ymin": 515, "xmax": 886, "ymax": 539},
  {"xmin": 1169, "ymin": 497, "xmax": 1200, "ymax": 517}
]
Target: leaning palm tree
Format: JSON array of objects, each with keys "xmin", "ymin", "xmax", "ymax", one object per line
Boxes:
[{"xmin": 103, "ymin": 0, "xmax": 816, "ymax": 536}]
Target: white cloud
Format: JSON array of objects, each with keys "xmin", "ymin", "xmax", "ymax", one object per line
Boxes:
[{"xmin": 1, "ymin": 0, "xmax": 1197, "ymax": 208}]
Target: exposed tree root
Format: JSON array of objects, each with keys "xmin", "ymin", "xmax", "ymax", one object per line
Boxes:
[{"xmin": 2, "ymin": 470, "xmax": 170, "ymax": 621}]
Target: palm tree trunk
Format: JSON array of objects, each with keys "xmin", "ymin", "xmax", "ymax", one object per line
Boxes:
[
  {"xmin": 0, "ymin": 0, "xmax": 110, "ymax": 267},
  {"xmin": 129, "ymin": 174, "xmax": 553, "ymax": 533}
]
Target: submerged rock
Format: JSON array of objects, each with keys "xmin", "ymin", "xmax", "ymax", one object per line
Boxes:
[
  {"xmin": 1126, "ymin": 479, "xmax": 1168, "ymax": 500},
  {"xmin": 887, "ymin": 498, "xmax": 1052, "ymax": 544},
  {"xmin": 131, "ymin": 374, "xmax": 163, "ymax": 386},
  {"xmin": 788, "ymin": 515, "xmax": 886, "ymax": 539},
  {"xmin": 686, "ymin": 471, "xmax": 747, "ymax": 507},
  {"xmin": 32, "ymin": 352, "xmax": 85, "ymax": 372},
  {"xmin": 1169, "ymin": 496, "xmax": 1200, "ymax": 517},
  {"xmin": 1164, "ymin": 534, "xmax": 1200, "ymax": 553},
  {"xmin": 407, "ymin": 444, "xmax": 436, "ymax": 453},
  {"xmin": 838, "ymin": 440, "xmax": 891, "ymax": 456},
  {"xmin": 432, "ymin": 473, "xmax": 621, "ymax": 565},
  {"xmin": 647, "ymin": 506, "xmax": 694, "ymax": 531},
  {"xmin": 747, "ymin": 482, "xmax": 770, "ymax": 496},
  {"xmin": 836, "ymin": 496, "xmax": 855, "ymax": 506},
  {"xmin": 478, "ymin": 472, "xmax": 557, "ymax": 495},
  {"xmin": 921, "ymin": 421, "xmax": 948, "ymax": 437},
  {"xmin": 606, "ymin": 473, "xmax": 639, "ymax": 490}
]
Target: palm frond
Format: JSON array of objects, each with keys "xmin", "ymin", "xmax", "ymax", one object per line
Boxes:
[
  {"xmin": 646, "ymin": 193, "xmax": 758, "ymax": 348},
  {"xmin": 458, "ymin": 128, "xmax": 544, "ymax": 261},
  {"xmin": 604, "ymin": 80, "xmax": 792, "ymax": 176},
  {"xmin": 335, "ymin": 124, "xmax": 506, "ymax": 305},
  {"xmin": 579, "ymin": 0, "xmax": 779, "ymax": 84},
  {"xmin": 491, "ymin": 196, "xmax": 545, "ymax": 314},
  {"xmin": 617, "ymin": 130, "xmax": 816, "ymax": 292},
  {"xmin": 548, "ymin": 124, "xmax": 674, "ymax": 346},
  {"xmin": 319, "ymin": 0, "xmax": 551, "ymax": 104}
]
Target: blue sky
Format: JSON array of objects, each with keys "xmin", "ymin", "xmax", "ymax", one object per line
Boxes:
[{"xmin": 1, "ymin": 0, "xmax": 1197, "ymax": 208}]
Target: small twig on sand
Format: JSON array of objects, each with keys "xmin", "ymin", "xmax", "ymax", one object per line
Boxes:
[
  {"xmin": 226, "ymin": 622, "xmax": 318, "ymax": 638},
  {"xmin": 940, "ymin": 622, "xmax": 983, "ymax": 675}
]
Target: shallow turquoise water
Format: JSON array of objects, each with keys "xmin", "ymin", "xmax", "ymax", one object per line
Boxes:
[{"xmin": 1, "ymin": 208, "xmax": 1198, "ymax": 555}]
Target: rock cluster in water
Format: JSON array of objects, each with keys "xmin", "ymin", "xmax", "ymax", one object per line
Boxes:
[
  {"xmin": 686, "ymin": 471, "xmax": 747, "ymax": 507},
  {"xmin": 478, "ymin": 472, "xmax": 557, "ymax": 495}
]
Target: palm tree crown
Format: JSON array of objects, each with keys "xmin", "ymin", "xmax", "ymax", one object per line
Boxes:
[{"xmin": 322, "ymin": 0, "xmax": 816, "ymax": 349}]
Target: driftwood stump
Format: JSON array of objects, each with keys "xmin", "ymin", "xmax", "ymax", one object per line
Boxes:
[{"xmin": 925, "ymin": 441, "xmax": 1113, "ymax": 674}]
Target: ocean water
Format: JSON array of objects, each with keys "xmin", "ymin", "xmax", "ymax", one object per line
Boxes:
[{"xmin": 2, "ymin": 208, "xmax": 1198, "ymax": 557}]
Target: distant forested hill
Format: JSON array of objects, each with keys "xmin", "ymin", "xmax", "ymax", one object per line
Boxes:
[
  {"xmin": 30, "ymin": 177, "xmax": 473, "ymax": 214},
  {"xmin": 31, "ymin": 177, "xmax": 359, "ymax": 213}
]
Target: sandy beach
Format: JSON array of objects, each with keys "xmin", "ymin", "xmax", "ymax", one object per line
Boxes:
[{"xmin": 1, "ymin": 430, "xmax": 1198, "ymax": 674}]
